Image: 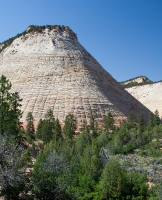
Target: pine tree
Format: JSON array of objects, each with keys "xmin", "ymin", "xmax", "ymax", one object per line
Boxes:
[
  {"xmin": 63, "ymin": 114, "xmax": 77, "ymax": 139},
  {"xmin": 35, "ymin": 109, "xmax": 55, "ymax": 144},
  {"xmin": 41, "ymin": 109, "xmax": 55, "ymax": 143},
  {"xmin": 53, "ymin": 118, "xmax": 62, "ymax": 141},
  {"xmin": 26, "ymin": 112, "xmax": 35, "ymax": 143},
  {"xmin": 89, "ymin": 110, "xmax": 96, "ymax": 132},
  {"xmin": 148, "ymin": 112, "xmax": 155, "ymax": 128},
  {"xmin": 127, "ymin": 112, "xmax": 136, "ymax": 129},
  {"xmin": 36, "ymin": 119, "xmax": 44, "ymax": 140},
  {"xmin": 138, "ymin": 114, "xmax": 145, "ymax": 132},
  {"xmin": 0, "ymin": 75, "xmax": 22, "ymax": 138},
  {"xmin": 103, "ymin": 112, "xmax": 114, "ymax": 132},
  {"xmin": 154, "ymin": 110, "xmax": 161, "ymax": 126},
  {"xmin": 89, "ymin": 110, "xmax": 99, "ymax": 137},
  {"xmin": 82, "ymin": 119, "xmax": 89, "ymax": 132},
  {"xmin": 90, "ymin": 140, "xmax": 102, "ymax": 181}
]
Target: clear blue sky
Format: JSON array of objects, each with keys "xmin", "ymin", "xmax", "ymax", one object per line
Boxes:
[{"xmin": 0, "ymin": 0, "xmax": 162, "ymax": 82}]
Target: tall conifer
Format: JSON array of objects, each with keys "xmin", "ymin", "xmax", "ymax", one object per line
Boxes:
[{"xmin": 0, "ymin": 75, "xmax": 22, "ymax": 138}]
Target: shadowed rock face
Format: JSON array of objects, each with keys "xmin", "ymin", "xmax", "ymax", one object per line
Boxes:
[{"xmin": 0, "ymin": 26, "xmax": 150, "ymax": 124}]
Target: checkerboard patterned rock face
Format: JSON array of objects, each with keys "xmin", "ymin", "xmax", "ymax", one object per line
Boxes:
[{"xmin": 0, "ymin": 26, "xmax": 150, "ymax": 124}]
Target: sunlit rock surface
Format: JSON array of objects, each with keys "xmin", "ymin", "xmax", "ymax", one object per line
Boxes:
[
  {"xmin": 126, "ymin": 82, "xmax": 162, "ymax": 118},
  {"xmin": 0, "ymin": 26, "xmax": 150, "ymax": 124}
]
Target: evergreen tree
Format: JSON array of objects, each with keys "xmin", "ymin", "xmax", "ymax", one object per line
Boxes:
[
  {"xmin": 148, "ymin": 112, "xmax": 155, "ymax": 128},
  {"xmin": 10, "ymin": 92, "xmax": 22, "ymax": 133},
  {"xmin": 90, "ymin": 140, "xmax": 102, "ymax": 181},
  {"xmin": 0, "ymin": 75, "xmax": 22, "ymax": 138},
  {"xmin": 53, "ymin": 118, "xmax": 62, "ymax": 141},
  {"xmin": 100, "ymin": 158, "xmax": 127, "ymax": 198},
  {"xmin": 82, "ymin": 119, "xmax": 89, "ymax": 132},
  {"xmin": 138, "ymin": 114, "xmax": 145, "ymax": 132},
  {"xmin": 26, "ymin": 112, "xmax": 35, "ymax": 143},
  {"xmin": 45, "ymin": 108, "xmax": 55, "ymax": 123},
  {"xmin": 36, "ymin": 118, "xmax": 44, "ymax": 140},
  {"xmin": 63, "ymin": 114, "xmax": 77, "ymax": 139},
  {"xmin": 89, "ymin": 110, "xmax": 96, "ymax": 133},
  {"xmin": 129, "ymin": 172, "xmax": 149, "ymax": 199},
  {"xmin": 103, "ymin": 112, "xmax": 114, "ymax": 132},
  {"xmin": 89, "ymin": 110, "xmax": 99, "ymax": 137},
  {"xmin": 127, "ymin": 112, "xmax": 136, "ymax": 129},
  {"xmin": 44, "ymin": 109, "xmax": 55, "ymax": 137},
  {"xmin": 154, "ymin": 110, "xmax": 161, "ymax": 126},
  {"xmin": 75, "ymin": 131, "xmax": 92, "ymax": 156},
  {"xmin": 37, "ymin": 109, "xmax": 55, "ymax": 144}
]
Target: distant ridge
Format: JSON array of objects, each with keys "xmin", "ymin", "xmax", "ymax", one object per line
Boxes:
[{"xmin": 120, "ymin": 76, "xmax": 153, "ymax": 88}]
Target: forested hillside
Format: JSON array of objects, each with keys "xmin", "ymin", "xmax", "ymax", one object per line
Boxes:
[{"xmin": 0, "ymin": 75, "xmax": 162, "ymax": 199}]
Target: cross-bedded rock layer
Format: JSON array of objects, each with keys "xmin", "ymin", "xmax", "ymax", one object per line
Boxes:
[{"xmin": 0, "ymin": 26, "xmax": 150, "ymax": 124}]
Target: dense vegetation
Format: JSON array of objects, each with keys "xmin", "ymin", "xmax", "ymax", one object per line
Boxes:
[
  {"xmin": 0, "ymin": 25, "xmax": 76, "ymax": 53},
  {"xmin": 1, "ymin": 75, "xmax": 162, "ymax": 199}
]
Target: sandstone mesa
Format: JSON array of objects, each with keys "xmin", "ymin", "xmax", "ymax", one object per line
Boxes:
[{"xmin": 0, "ymin": 25, "xmax": 151, "ymax": 125}]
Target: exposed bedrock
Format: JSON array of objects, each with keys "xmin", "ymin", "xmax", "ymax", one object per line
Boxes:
[{"xmin": 0, "ymin": 26, "xmax": 150, "ymax": 124}]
